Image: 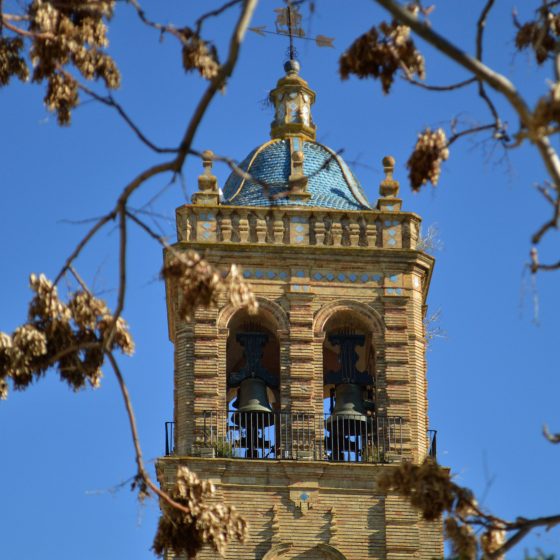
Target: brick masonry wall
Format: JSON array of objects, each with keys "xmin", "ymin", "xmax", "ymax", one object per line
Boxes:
[
  {"xmin": 162, "ymin": 203, "xmax": 441, "ymax": 558},
  {"xmin": 158, "ymin": 457, "xmax": 443, "ymax": 560}
]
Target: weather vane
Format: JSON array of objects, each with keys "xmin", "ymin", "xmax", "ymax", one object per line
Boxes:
[{"xmin": 249, "ymin": 1, "xmax": 334, "ymax": 57}]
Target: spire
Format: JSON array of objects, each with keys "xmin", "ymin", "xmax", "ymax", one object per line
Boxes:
[{"xmin": 269, "ymin": 60, "xmax": 316, "ymax": 141}]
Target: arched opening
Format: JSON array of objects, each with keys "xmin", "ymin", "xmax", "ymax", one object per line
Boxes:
[
  {"xmin": 322, "ymin": 310, "xmax": 377, "ymax": 462},
  {"xmin": 224, "ymin": 307, "xmax": 281, "ymax": 459}
]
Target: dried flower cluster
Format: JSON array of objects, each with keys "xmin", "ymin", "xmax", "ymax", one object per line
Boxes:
[
  {"xmin": 407, "ymin": 128, "xmax": 449, "ymax": 190},
  {"xmin": 0, "ymin": 37, "xmax": 29, "ymax": 86},
  {"xmin": 380, "ymin": 459, "xmax": 508, "ymax": 559},
  {"xmin": 515, "ymin": 7, "xmax": 560, "ymax": 64},
  {"xmin": 227, "ymin": 264, "xmax": 258, "ymax": 314},
  {"xmin": 162, "ymin": 252, "xmax": 257, "ymax": 321},
  {"xmin": 0, "ymin": 0, "xmax": 119, "ymax": 124},
  {"xmin": 153, "ymin": 466, "xmax": 247, "ymax": 558},
  {"xmin": 180, "ymin": 27, "xmax": 220, "ymax": 80},
  {"xmin": 339, "ymin": 11, "xmax": 425, "ymax": 94},
  {"xmin": 0, "ymin": 273, "xmax": 133, "ymax": 399}
]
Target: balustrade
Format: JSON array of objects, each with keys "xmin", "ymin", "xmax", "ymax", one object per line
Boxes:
[{"xmin": 176, "ymin": 205, "xmax": 421, "ymax": 250}]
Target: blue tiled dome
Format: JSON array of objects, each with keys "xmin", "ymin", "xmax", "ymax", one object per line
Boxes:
[{"xmin": 222, "ymin": 139, "xmax": 370, "ymax": 210}]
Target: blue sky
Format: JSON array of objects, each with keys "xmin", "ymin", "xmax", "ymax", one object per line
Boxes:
[{"xmin": 0, "ymin": 1, "xmax": 559, "ymax": 558}]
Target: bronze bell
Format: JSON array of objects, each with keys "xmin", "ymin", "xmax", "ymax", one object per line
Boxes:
[
  {"xmin": 326, "ymin": 383, "xmax": 374, "ymax": 434},
  {"xmin": 233, "ymin": 377, "xmax": 273, "ymax": 414}
]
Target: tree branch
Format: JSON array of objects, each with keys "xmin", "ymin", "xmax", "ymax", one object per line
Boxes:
[
  {"xmin": 75, "ymin": 83, "xmax": 179, "ymax": 154},
  {"xmin": 475, "ymin": 0, "xmax": 502, "ymax": 129},
  {"xmin": 403, "ymin": 75, "xmax": 477, "ymax": 91},
  {"xmin": 105, "ymin": 351, "xmax": 194, "ymax": 517},
  {"xmin": 373, "ymin": 0, "xmax": 560, "ymax": 189},
  {"xmin": 174, "ymin": 0, "xmax": 258, "ymax": 172}
]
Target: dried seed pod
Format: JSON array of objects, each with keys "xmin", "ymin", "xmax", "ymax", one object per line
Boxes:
[
  {"xmin": 407, "ymin": 128, "xmax": 449, "ymax": 190},
  {"xmin": 340, "ymin": 15, "xmax": 425, "ymax": 94}
]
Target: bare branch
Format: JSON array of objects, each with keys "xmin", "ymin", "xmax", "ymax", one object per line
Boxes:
[
  {"xmin": 195, "ymin": 0, "xmax": 244, "ymax": 35},
  {"xmin": 402, "ymin": 75, "xmax": 477, "ymax": 91},
  {"xmin": 476, "ymin": 0, "xmax": 502, "ymax": 128},
  {"xmin": 54, "ymin": 212, "xmax": 115, "ymax": 285},
  {"xmin": 447, "ymin": 123, "xmax": 497, "ymax": 145},
  {"xmin": 174, "ymin": 0, "xmax": 258, "ymax": 172},
  {"xmin": 105, "ymin": 351, "xmax": 194, "ymax": 516},
  {"xmin": 75, "ymin": 82, "xmax": 179, "ymax": 154},
  {"xmin": 373, "ymin": 0, "xmax": 560, "ymax": 190}
]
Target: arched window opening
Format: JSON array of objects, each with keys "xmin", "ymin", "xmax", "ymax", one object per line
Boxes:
[
  {"xmin": 225, "ymin": 310, "xmax": 281, "ymax": 459},
  {"xmin": 322, "ymin": 312, "xmax": 377, "ymax": 463}
]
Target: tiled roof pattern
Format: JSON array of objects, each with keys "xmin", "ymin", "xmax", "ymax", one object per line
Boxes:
[{"xmin": 222, "ymin": 139, "xmax": 370, "ymax": 210}]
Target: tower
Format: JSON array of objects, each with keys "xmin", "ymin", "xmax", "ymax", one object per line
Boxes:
[{"xmin": 158, "ymin": 60, "xmax": 441, "ymax": 559}]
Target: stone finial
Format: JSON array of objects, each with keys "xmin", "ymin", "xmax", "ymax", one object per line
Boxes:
[
  {"xmin": 376, "ymin": 155, "xmax": 402, "ymax": 211},
  {"xmin": 192, "ymin": 150, "xmax": 220, "ymax": 205},
  {"xmin": 288, "ymin": 150, "xmax": 310, "ymax": 201},
  {"xmin": 380, "ymin": 155, "xmax": 399, "ymax": 198}
]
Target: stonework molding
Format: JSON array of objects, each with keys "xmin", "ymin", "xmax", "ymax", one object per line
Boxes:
[
  {"xmin": 261, "ymin": 542, "xmax": 294, "ymax": 559},
  {"xmin": 216, "ymin": 296, "xmax": 290, "ymax": 332},
  {"xmin": 261, "ymin": 543, "xmax": 347, "ymax": 560},
  {"xmin": 316, "ymin": 543, "xmax": 349, "ymax": 559},
  {"xmin": 312, "ymin": 299, "xmax": 386, "ymax": 337}
]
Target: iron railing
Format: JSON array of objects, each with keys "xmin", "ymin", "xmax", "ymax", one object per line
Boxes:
[
  {"xmin": 165, "ymin": 421, "xmax": 175, "ymax": 456},
  {"xmin": 165, "ymin": 411, "xmax": 404, "ymax": 463},
  {"xmin": 427, "ymin": 429, "xmax": 437, "ymax": 460}
]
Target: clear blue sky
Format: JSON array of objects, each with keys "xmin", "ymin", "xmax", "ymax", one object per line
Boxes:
[{"xmin": 1, "ymin": 1, "xmax": 558, "ymax": 558}]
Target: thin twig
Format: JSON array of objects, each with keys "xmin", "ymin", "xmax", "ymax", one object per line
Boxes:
[
  {"xmin": 373, "ymin": 0, "xmax": 560, "ymax": 190},
  {"xmin": 75, "ymin": 83, "xmax": 179, "ymax": 154},
  {"xmin": 106, "ymin": 351, "xmax": 194, "ymax": 516},
  {"xmin": 476, "ymin": 0, "xmax": 502, "ymax": 128},
  {"xmin": 403, "ymin": 75, "xmax": 477, "ymax": 91},
  {"xmin": 447, "ymin": 123, "xmax": 497, "ymax": 146},
  {"xmin": 195, "ymin": 0, "xmax": 243, "ymax": 35}
]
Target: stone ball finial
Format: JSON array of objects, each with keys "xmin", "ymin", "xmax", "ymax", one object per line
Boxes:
[
  {"xmin": 201, "ymin": 149, "xmax": 215, "ymax": 173},
  {"xmin": 383, "ymin": 155, "xmax": 395, "ymax": 174},
  {"xmin": 380, "ymin": 155, "xmax": 399, "ymax": 198},
  {"xmin": 284, "ymin": 59, "xmax": 300, "ymax": 75}
]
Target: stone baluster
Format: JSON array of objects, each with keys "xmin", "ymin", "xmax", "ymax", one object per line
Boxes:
[
  {"xmin": 409, "ymin": 217, "xmax": 419, "ymax": 249},
  {"xmin": 349, "ymin": 219, "xmax": 360, "ymax": 247},
  {"xmin": 314, "ymin": 213, "xmax": 325, "ymax": 245},
  {"xmin": 272, "ymin": 212, "xmax": 284, "ymax": 244},
  {"xmin": 331, "ymin": 218, "xmax": 343, "ymax": 246},
  {"xmin": 220, "ymin": 212, "xmax": 233, "ymax": 242},
  {"xmin": 256, "ymin": 211, "xmax": 267, "ymax": 243},
  {"xmin": 238, "ymin": 210, "xmax": 249, "ymax": 243},
  {"xmin": 365, "ymin": 214, "xmax": 376, "ymax": 247}
]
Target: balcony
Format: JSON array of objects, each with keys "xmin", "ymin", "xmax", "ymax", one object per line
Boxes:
[{"xmin": 165, "ymin": 411, "xmax": 411, "ymax": 463}]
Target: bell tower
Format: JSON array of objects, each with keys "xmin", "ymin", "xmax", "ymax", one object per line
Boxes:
[{"xmin": 158, "ymin": 62, "xmax": 442, "ymax": 559}]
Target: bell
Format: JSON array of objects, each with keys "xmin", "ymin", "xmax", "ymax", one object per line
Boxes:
[
  {"xmin": 231, "ymin": 378, "xmax": 274, "ymax": 456},
  {"xmin": 233, "ymin": 377, "xmax": 273, "ymax": 414},
  {"xmin": 326, "ymin": 383, "xmax": 374, "ymax": 434}
]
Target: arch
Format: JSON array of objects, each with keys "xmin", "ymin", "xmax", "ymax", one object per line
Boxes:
[
  {"xmin": 261, "ymin": 543, "xmax": 348, "ymax": 560},
  {"xmin": 217, "ymin": 296, "xmax": 290, "ymax": 333},
  {"xmin": 316, "ymin": 544, "xmax": 349, "ymax": 560},
  {"xmin": 313, "ymin": 299, "xmax": 385, "ymax": 337},
  {"xmin": 261, "ymin": 543, "xmax": 293, "ymax": 559}
]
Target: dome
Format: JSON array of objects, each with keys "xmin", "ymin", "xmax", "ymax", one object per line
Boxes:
[{"xmin": 222, "ymin": 139, "xmax": 371, "ymax": 210}]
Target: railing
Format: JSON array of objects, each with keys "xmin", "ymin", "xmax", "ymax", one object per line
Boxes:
[
  {"xmin": 176, "ymin": 205, "xmax": 420, "ymax": 251},
  {"xmin": 427, "ymin": 429, "xmax": 437, "ymax": 461},
  {"xmin": 165, "ymin": 411, "xmax": 404, "ymax": 463},
  {"xmin": 165, "ymin": 421, "xmax": 175, "ymax": 456}
]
